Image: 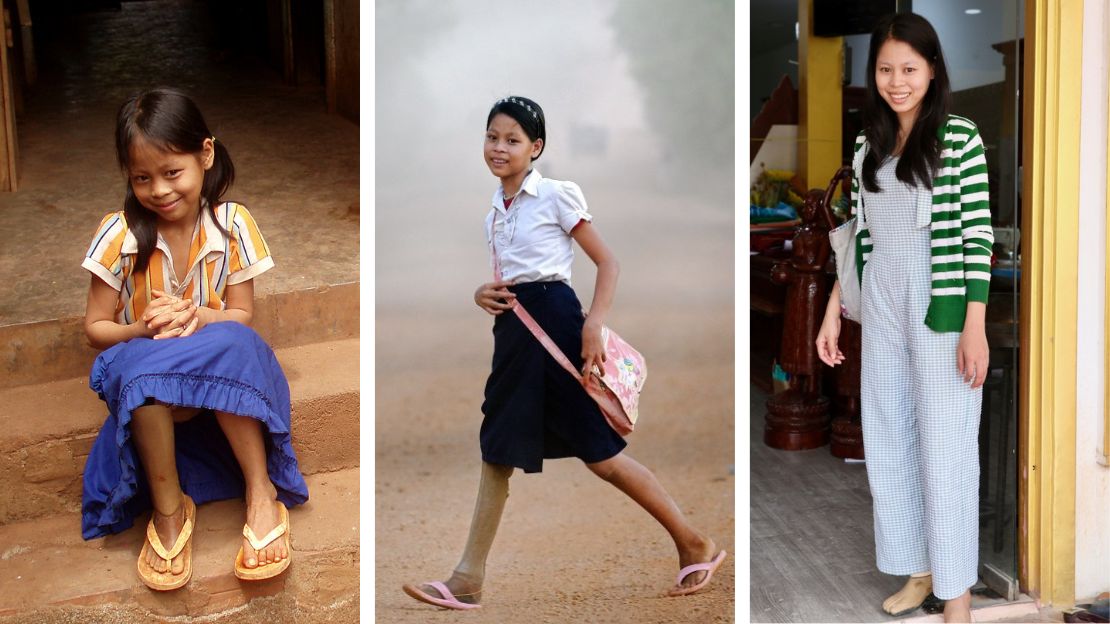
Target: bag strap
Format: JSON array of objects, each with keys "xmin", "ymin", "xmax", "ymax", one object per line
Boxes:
[
  {"xmin": 490, "ymin": 209, "xmax": 583, "ymax": 380},
  {"xmin": 851, "ymin": 139, "xmax": 869, "ymax": 225},
  {"xmin": 513, "ymin": 300, "xmax": 583, "ymax": 379}
]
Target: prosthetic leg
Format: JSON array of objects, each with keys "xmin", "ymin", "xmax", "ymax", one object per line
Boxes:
[
  {"xmin": 403, "ymin": 462, "xmax": 513, "ymax": 609},
  {"xmin": 883, "ymin": 572, "xmax": 933, "ymax": 616}
]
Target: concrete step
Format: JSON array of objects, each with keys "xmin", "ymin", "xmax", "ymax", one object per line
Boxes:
[
  {"xmin": 0, "ymin": 338, "xmax": 358, "ymax": 526},
  {"xmin": 0, "ymin": 282, "xmax": 358, "ymax": 390},
  {"xmin": 0, "ymin": 467, "xmax": 358, "ymax": 621}
]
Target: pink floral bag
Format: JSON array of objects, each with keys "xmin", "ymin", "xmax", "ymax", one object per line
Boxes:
[{"xmin": 491, "ymin": 212, "xmax": 647, "ymax": 436}]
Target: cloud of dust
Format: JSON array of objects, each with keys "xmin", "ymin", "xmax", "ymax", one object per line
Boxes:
[{"xmin": 376, "ymin": 0, "xmax": 735, "ymax": 313}]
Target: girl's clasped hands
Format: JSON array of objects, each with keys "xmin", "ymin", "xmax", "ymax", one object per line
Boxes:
[{"xmin": 143, "ymin": 289, "xmax": 201, "ymax": 339}]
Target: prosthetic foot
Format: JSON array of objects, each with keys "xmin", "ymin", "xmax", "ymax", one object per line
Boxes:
[
  {"xmin": 883, "ymin": 572, "xmax": 933, "ymax": 617},
  {"xmin": 403, "ymin": 462, "xmax": 511, "ymax": 610}
]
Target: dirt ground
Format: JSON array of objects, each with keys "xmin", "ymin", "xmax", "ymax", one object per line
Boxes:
[{"xmin": 375, "ymin": 186, "xmax": 736, "ymax": 623}]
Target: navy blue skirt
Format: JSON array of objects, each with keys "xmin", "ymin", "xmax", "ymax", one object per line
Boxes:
[
  {"xmin": 80, "ymin": 321, "xmax": 309, "ymax": 540},
  {"xmin": 480, "ymin": 281, "xmax": 626, "ymax": 473}
]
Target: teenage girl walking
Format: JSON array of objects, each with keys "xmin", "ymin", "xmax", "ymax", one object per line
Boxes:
[
  {"xmin": 402, "ymin": 96, "xmax": 726, "ymax": 610},
  {"xmin": 815, "ymin": 14, "xmax": 992, "ymax": 624},
  {"xmin": 81, "ymin": 88, "xmax": 308, "ymax": 590}
]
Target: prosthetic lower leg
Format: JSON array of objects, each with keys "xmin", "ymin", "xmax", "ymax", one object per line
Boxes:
[
  {"xmin": 448, "ymin": 461, "xmax": 513, "ymax": 602},
  {"xmin": 883, "ymin": 572, "xmax": 933, "ymax": 616},
  {"xmin": 403, "ymin": 462, "xmax": 513, "ymax": 609}
]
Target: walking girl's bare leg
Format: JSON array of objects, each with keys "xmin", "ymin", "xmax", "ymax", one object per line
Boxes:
[
  {"xmin": 214, "ymin": 412, "xmax": 287, "ymax": 569},
  {"xmin": 131, "ymin": 404, "xmax": 188, "ymax": 575},
  {"xmin": 405, "ymin": 461, "xmax": 513, "ymax": 606},
  {"xmin": 585, "ymin": 453, "xmax": 718, "ymax": 592}
]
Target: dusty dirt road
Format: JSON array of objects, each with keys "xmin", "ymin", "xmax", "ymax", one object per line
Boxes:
[{"xmin": 375, "ymin": 185, "xmax": 736, "ymax": 623}]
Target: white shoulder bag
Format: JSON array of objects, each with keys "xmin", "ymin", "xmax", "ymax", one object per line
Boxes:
[
  {"xmin": 828, "ymin": 216, "xmax": 861, "ymax": 321},
  {"xmin": 828, "ymin": 142, "xmax": 870, "ymax": 321}
]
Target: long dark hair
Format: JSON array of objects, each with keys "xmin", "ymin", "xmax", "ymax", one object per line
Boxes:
[
  {"xmin": 862, "ymin": 13, "xmax": 951, "ymax": 193},
  {"xmin": 486, "ymin": 96, "xmax": 546, "ymax": 160},
  {"xmin": 115, "ymin": 88, "xmax": 235, "ymax": 274}
]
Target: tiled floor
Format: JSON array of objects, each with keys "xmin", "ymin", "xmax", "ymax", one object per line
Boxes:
[
  {"xmin": 0, "ymin": 1, "xmax": 359, "ymax": 326},
  {"xmin": 748, "ymin": 385, "xmax": 1054, "ymax": 623}
]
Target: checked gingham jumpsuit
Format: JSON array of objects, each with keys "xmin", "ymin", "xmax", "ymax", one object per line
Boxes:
[{"xmin": 859, "ymin": 156, "xmax": 983, "ymax": 600}]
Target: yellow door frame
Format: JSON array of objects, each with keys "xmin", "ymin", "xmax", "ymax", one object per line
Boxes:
[
  {"xmin": 1019, "ymin": 0, "xmax": 1082, "ymax": 607},
  {"xmin": 1104, "ymin": 21, "xmax": 1110, "ymax": 469}
]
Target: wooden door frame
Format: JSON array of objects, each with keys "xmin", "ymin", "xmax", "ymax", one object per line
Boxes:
[
  {"xmin": 0, "ymin": 2, "xmax": 17, "ymax": 191},
  {"xmin": 1019, "ymin": 0, "xmax": 1083, "ymax": 607}
]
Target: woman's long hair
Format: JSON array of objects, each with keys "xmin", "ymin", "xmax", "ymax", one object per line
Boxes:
[
  {"xmin": 862, "ymin": 13, "xmax": 951, "ymax": 193},
  {"xmin": 115, "ymin": 88, "xmax": 235, "ymax": 274}
]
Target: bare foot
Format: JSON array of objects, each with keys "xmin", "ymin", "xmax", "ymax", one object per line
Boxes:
[
  {"xmin": 239, "ymin": 482, "xmax": 287, "ymax": 569},
  {"xmin": 943, "ymin": 590, "xmax": 973, "ymax": 623},
  {"xmin": 147, "ymin": 501, "xmax": 187, "ymax": 575},
  {"xmin": 668, "ymin": 534, "xmax": 718, "ymax": 595}
]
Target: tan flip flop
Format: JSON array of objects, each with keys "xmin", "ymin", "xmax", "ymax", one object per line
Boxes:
[
  {"xmin": 137, "ymin": 494, "xmax": 196, "ymax": 591},
  {"xmin": 234, "ymin": 501, "xmax": 291, "ymax": 580}
]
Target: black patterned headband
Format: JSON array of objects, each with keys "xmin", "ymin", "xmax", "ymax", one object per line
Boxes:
[{"xmin": 496, "ymin": 97, "xmax": 539, "ymax": 120}]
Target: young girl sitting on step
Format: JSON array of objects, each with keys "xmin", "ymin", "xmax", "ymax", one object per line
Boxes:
[
  {"xmin": 81, "ymin": 87, "xmax": 308, "ymax": 591},
  {"xmin": 402, "ymin": 95, "xmax": 726, "ymax": 610}
]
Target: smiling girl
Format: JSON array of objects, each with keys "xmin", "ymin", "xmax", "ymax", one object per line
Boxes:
[
  {"xmin": 815, "ymin": 14, "xmax": 993, "ymax": 623},
  {"xmin": 402, "ymin": 96, "xmax": 725, "ymax": 610},
  {"xmin": 81, "ymin": 88, "xmax": 308, "ymax": 591}
]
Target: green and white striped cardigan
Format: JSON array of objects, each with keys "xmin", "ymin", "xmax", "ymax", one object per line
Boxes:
[{"xmin": 851, "ymin": 114, "xmax": 994, "ymax": 333}]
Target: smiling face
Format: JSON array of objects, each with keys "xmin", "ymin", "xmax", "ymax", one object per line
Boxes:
[
  {"xmin": 484, "ymin": 113, "xmax": 543, "ymax": 184},
  {"xmin": 874, "ymin": 37, "xmax": 934, "ymax": 129},
  {"xmin": 127, "ymin": 135, "xmax": 213, "ymax": 226}
]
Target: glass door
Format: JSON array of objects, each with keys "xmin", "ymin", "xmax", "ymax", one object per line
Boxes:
[{"xmin": 915, "ymin": 0, "xmax": 1025, "ymax": 600}]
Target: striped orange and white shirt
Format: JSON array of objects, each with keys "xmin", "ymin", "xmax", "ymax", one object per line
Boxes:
[{"xmin": 82, "ymin": 202, "xmax": 274, "ymax": 324}]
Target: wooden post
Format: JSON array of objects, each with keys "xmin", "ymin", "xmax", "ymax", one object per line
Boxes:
[{"xmin": 0, "ymin": 4, "xmax": 18, "ymax": 191}]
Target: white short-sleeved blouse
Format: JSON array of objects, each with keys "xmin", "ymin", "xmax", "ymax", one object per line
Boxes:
[{"xmin": 484, "ymin": 169, "xmax": 592, "ymax": 285}]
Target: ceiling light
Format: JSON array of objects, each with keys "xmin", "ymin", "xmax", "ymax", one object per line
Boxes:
[{"xmin": 965, "ymin": 8, "xmax": 981, "ymax": 14}]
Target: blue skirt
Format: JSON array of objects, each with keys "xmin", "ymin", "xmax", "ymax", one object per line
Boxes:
[
  {"xmin": 480, "ymin": 281, "xmax": 626, "ymax": 473},
  {"xmin": 80, "ymin": 321, "xmax": 309, "ymax": 540}
]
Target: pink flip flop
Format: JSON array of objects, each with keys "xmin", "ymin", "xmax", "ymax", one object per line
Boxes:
[
  {"xmin": 667, "ymin": 550, "xmax": 728, "ymax": 597},
  {"xmin": 402, "ymin": 581, "xmax": 482, "ymax": 610}
]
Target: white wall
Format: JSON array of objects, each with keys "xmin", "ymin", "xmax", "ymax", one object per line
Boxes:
[
  {"xmin": 1074, "ymin": 0, "xmax": 1110, "ymax": 603},
  {"xmin": 845, "ymin": 2, "xmax": 1019, "ymax": 91}
]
